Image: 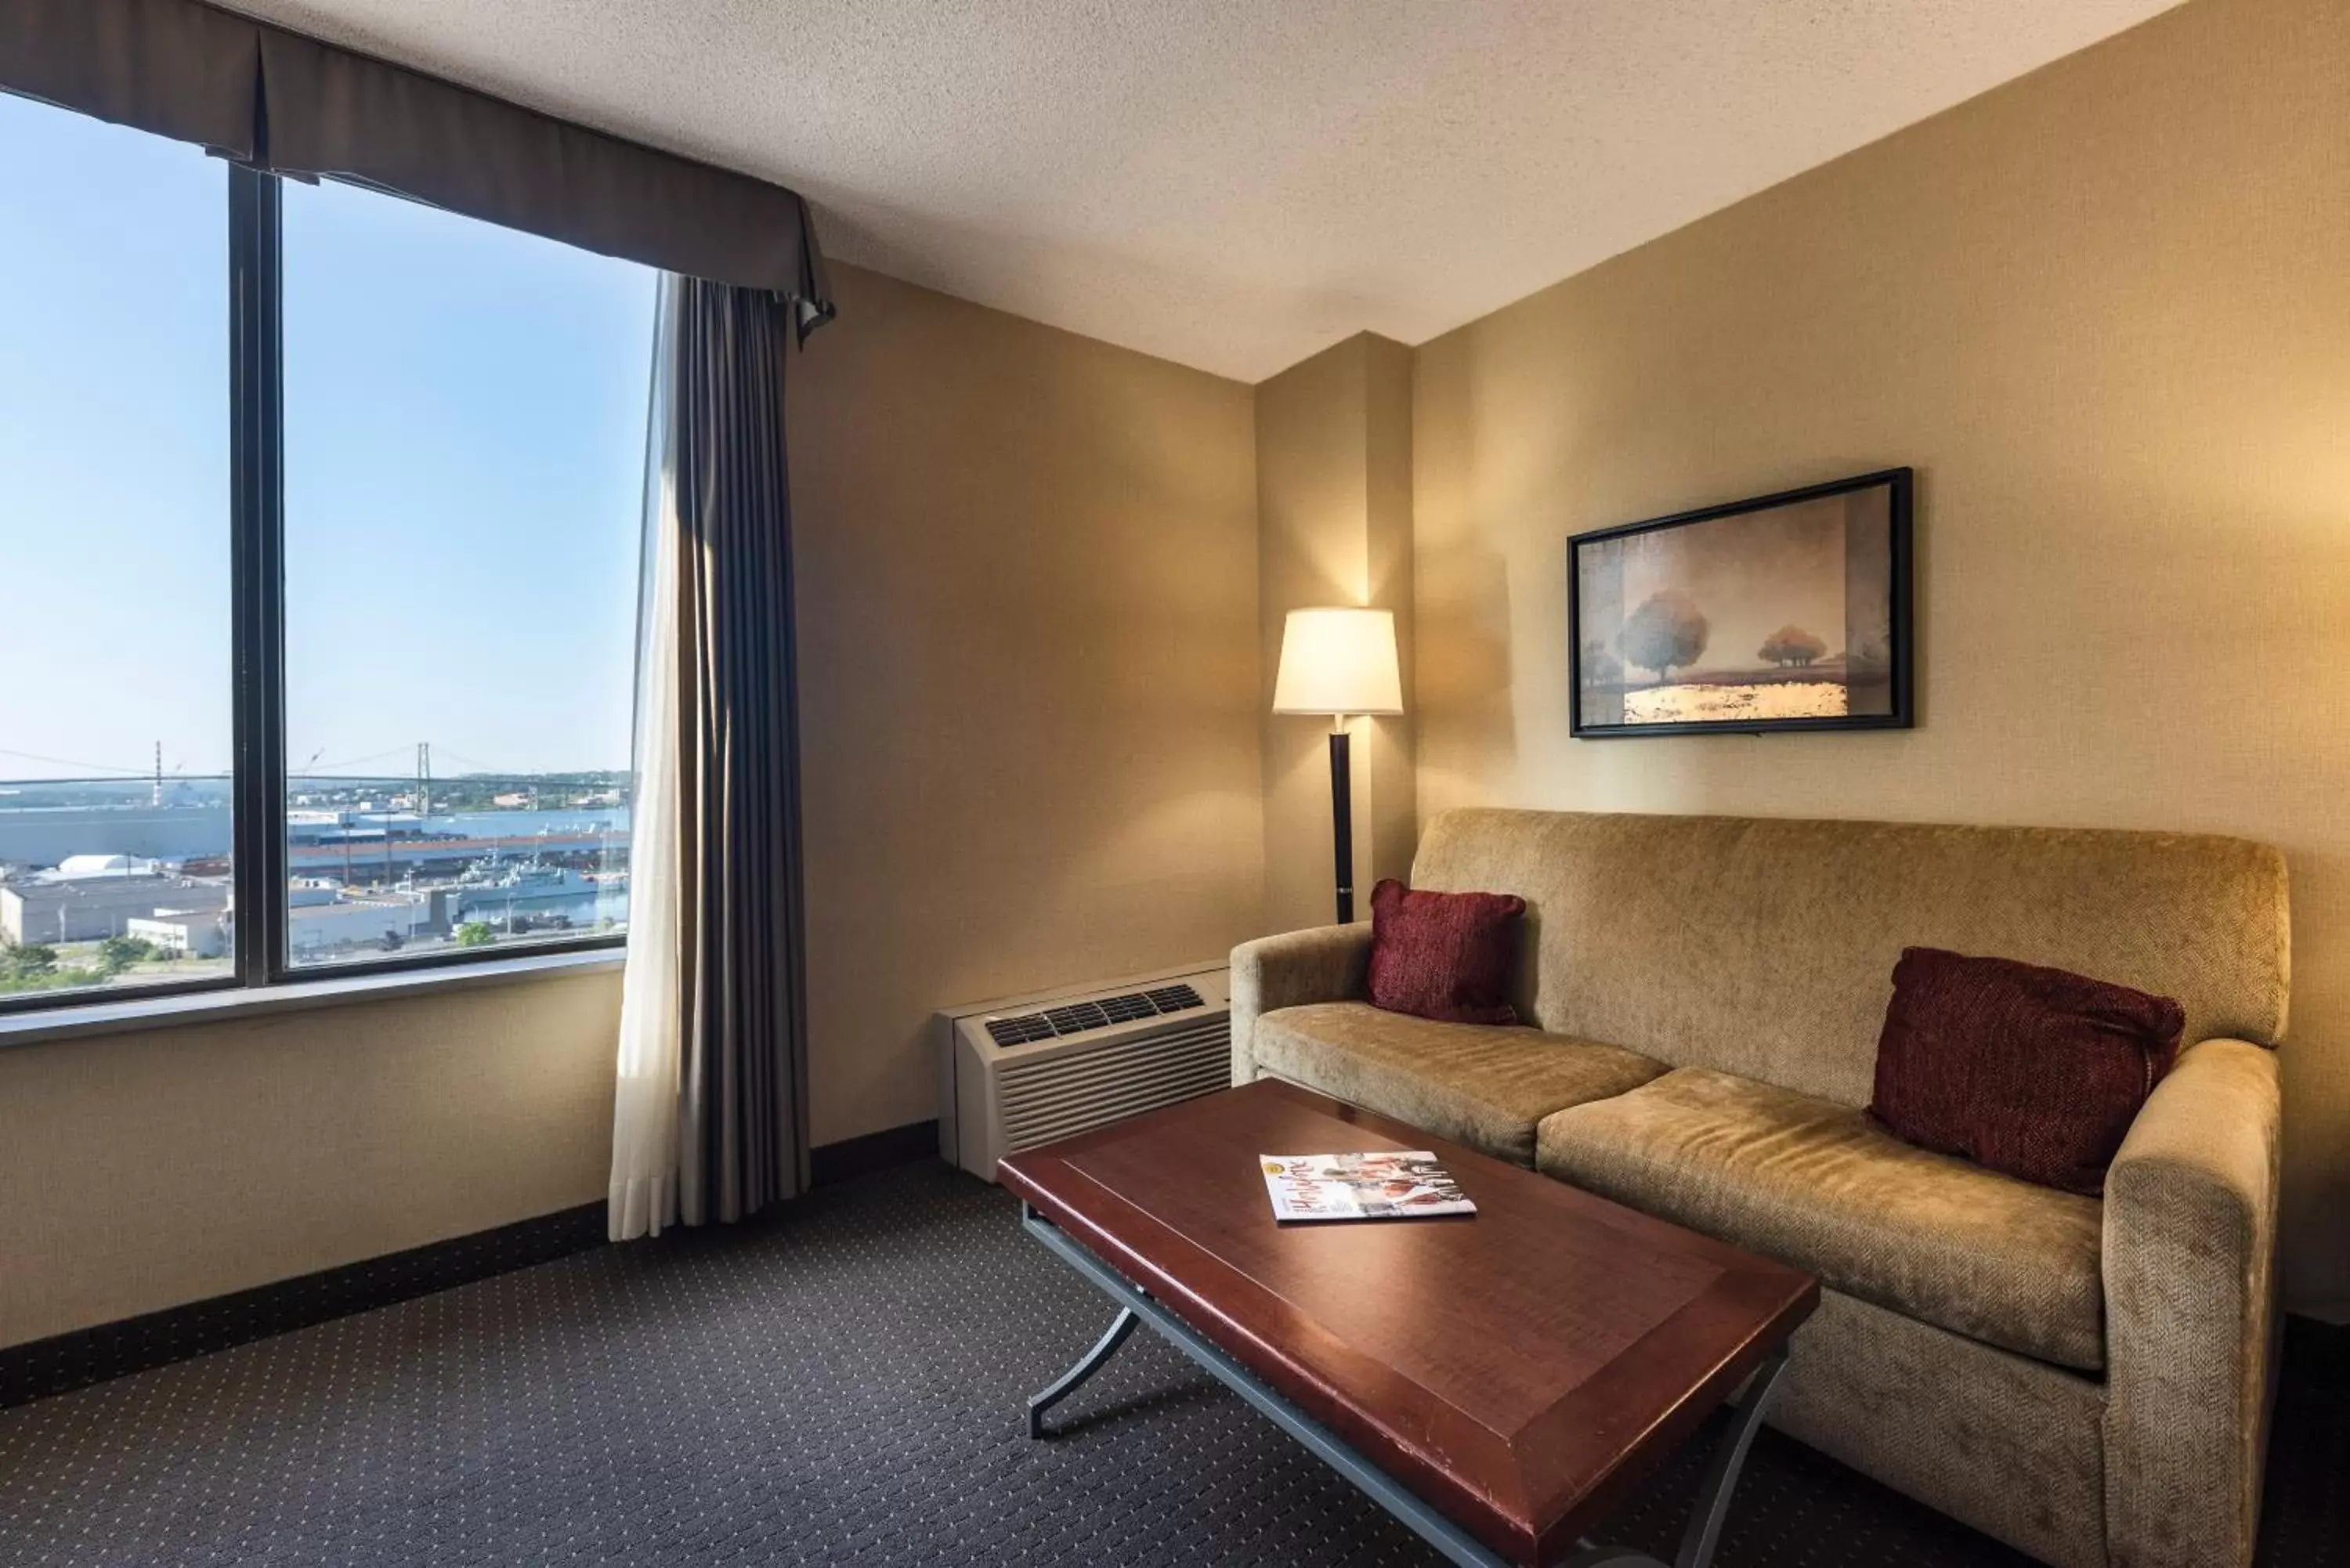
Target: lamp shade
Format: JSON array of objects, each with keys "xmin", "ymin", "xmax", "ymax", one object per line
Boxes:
[{"xmin": 1272, "ymin": 607, "xmax": 1403, "ymax": 716}]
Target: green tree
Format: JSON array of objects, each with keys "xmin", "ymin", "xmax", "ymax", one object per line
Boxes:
[
  {"xmin": 5, "ymin": 944, "xmax": 59, "ymax": 980},
  {"xmin": 455, "ymin": 921, "xmax": 497, "ymax": 948},
  {"xmin": 1618, "ymin": 589, "xmax": 1710, "ymax": 684},
  {"xmin": 96, "ymin": 935, "xmax": 156, "ymax": 974}
]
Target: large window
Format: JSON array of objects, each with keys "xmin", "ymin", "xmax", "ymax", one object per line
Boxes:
[
  {"xmin": 280, "ymin": 179, "xmax": 651, "ymax": 970},
  {"xmin": 0, "ymin": 95, "xmax": 233, "ymax": 1003},
  {"xmin": 0, "ymin": 89, "xmax": 652, "ymax": 1010}
]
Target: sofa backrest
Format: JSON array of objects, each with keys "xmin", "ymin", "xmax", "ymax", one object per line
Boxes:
[{"xmin": 1410, "ymin": 808, "xmax": 2290, "ymax": 1109}]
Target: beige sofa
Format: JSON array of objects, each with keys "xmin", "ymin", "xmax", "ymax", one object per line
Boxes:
[{"xmin": 1229, "ymin": 808, "xmax": 2287, "ymax": 1568}]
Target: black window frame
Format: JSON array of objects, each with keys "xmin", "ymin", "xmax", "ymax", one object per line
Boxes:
[{"xmin": 0, "ymin": 154, "xmax": 629, "ymax": 1017}]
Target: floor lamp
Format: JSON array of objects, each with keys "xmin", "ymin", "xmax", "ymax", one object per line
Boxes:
[{"xmin": 1272, "ymin": 608, "xmax": 1404, "ymax": 925}]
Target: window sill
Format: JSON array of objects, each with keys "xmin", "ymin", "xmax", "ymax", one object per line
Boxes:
[{"xmin": 0, "ymin": 948, "xmax": 627, "ymax": 1050}]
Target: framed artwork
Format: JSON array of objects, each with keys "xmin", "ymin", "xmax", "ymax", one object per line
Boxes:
[{"xmin": 1568, "ymin": 468, "xmax": 1913, "ymax": 738}]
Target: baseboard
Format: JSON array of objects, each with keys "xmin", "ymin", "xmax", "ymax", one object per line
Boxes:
[
  {"xmin": 810, "ymin": 1118, "xmax": 941, "ymax": 1187},
  {"xmin": 0, "ymin": 1200, "xmax": 607, "ymax": 1410},
  {"xmin": 2, "ymin": 1122, "xmax": 944, "ymax": 1410}
]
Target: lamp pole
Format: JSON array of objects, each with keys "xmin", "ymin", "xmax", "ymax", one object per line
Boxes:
[{"xmin": 1329, "ymin": 717, "xmax": 1353, "ymax": 925}]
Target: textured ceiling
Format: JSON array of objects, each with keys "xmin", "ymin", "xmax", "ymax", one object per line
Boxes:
[{"xmin": 219, "ymin": 0, "xmax": 2182, "ymax": 381}]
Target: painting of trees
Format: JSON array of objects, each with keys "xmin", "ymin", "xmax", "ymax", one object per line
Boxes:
[
  {"xmin": 1757, "ymin": 625, "xmax": 1829, "ymax": 667},
  {"xmin": 1618, "ymin": 588, "xmax": 1709, "ymax": 684},
  {"xmin": 1571, "ymin": 470, "xmax": 1909, "ymax": 730}
]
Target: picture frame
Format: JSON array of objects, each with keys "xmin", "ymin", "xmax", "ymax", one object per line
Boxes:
[{"xmin": 1567, "ymin": 468, "xmax": 1914, "ymax": 738}]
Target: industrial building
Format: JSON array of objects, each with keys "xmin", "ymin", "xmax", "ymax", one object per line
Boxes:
[
  {"xmin": 0, "ymin": 832, "xmax": 609, "ymax": 959},
  {"xmin": 289, "ymin": 891, "xmax": 442, "ymax": 955},
  {"xmin": 129, "ymin": 893, "xmax": 446, "ymax": 961},
  {"xmin": 0, "ymin": 804, "xmax": 627, "ymax": 887},
  {"xmin": 1, "ymin": 867, "xmax": 231, "ymax": 946}
]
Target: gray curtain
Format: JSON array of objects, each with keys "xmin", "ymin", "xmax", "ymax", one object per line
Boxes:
[{"xmin": 664, "ymin": 276, "xmax": 812, "ymax": 1225}]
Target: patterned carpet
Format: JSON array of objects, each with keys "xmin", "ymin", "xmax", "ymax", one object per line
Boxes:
[{"xmin": 0, "ymin": 1160, "xmax": 2341, "ymax": 1567}]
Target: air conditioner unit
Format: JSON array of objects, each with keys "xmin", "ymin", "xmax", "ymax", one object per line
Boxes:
[{"xmin": 936, "ymin": 961, "xmax": 1232, "ymax": 1183}]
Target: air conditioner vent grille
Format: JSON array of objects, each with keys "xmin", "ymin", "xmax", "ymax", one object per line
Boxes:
[
  {"xmin": 997, "ymin": 1017, "xmax": 1231, "ymax": 1153},
  {"xmin": 985, "ymin": 982, "xmax": 1209, "ymax": 1047},
  {"xmin": 1095, "ymin": 992, "xmax": 1159, "ymax": 1024},
  {"xmin": 1043, "ymin": 1001, "xmax": 1111, "ymax": 1035},
  {"xmin": 983, "ymin": 1013, "xmax": 1057, "ymax": 1046}
]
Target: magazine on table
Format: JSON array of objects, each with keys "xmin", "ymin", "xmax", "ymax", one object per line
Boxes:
[{"xmin": 1259, "ymin": 1151, "xmax": 1477, "ymax": 1223}]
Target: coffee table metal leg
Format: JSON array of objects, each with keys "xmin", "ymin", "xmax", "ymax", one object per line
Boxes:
[
  {"xmin": 1027, "ymin": 1306, "xmax": 1140, "ymax": 1437},
  {"xmin": 1558, "ymin": 1351, "xmax": 1788, "ymax": 1568},
  {"xmin": 1021, "ymin": 1205, "xmax": 1784, "ymax": 1568},
  {"xmin": 1666, "ymin": 1351, "xmax": 1787, "ymax": 1568}
]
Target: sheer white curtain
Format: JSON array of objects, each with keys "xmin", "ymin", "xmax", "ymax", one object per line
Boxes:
[{"xmin": 609, "ymin": 281, "xmax": 685, "ymax": 1241}]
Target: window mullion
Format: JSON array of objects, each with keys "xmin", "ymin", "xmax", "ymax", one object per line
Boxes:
[{"xmin": 228, "ymin": 167, "xmax": 288, "ymax": 987}]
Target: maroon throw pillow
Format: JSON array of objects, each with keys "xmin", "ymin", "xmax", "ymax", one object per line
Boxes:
[
  {"xmin": 1365, "ymin": 879, "xmax": 1525, "ymax": 1025},
  {"xmin": 1868, "ymin": 947, "xmax": 2185, "ymax": 1196}
]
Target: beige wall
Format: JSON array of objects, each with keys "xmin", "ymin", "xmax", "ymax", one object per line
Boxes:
[
  {"xmin": 1411, "ymin": 0, "xmax": 2350, "ymax": 1313},
  {"xmin": 789, "ymin": 263, "xmax": 1265, "ymax": 1146},
  {"xmin": 0, "ymin": 968, "xmax": 623, "ymax": 1349},
  {"xmin": 1256, "ymin": 334, "xmax": 1418, "ymax": 935}
]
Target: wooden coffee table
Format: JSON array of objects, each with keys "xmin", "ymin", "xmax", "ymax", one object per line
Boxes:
[{"xmin": 997, "ymin": 1079, "xmax": 1817, "ymax": 1568}]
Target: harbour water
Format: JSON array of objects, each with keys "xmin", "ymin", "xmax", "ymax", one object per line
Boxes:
[{"xmin": 0, "ymin": 803, "xmax": 632, "ymax": 871}]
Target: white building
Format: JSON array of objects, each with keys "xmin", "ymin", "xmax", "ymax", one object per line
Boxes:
[
  {"xmin": 56, "ymin": 854, "xmax": 163, "ymax": 879},
  {"xmin": 109, "ymin": 887, "xmax": 443, "ymax": 959},
  {"xmin": 128, "ymin": 909, "xmax": 230, "ymax": 959},
  {"xmin": 288, "ymin": 891, "xmax": 439, "ymax": 955}
]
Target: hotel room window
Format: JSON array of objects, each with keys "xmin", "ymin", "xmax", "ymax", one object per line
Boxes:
[
  {"xmin": 278, "ymin": 179, "xmax": 655, "ymax": 971},
  {"xmin": 0, "ymin": 92, "xmax": 236, "ymax": 1006}
]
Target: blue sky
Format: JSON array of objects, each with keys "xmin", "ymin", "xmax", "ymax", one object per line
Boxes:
[{"xmin": 0, "ymin": 90, "xmax": 655, "ymax": 783}]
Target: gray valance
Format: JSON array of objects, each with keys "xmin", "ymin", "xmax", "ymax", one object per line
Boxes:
[
  {"xmin": 0, "ymin": 0, "xmax": 833, "ymax": 338},
  {"xmin": 0, "ymin": 0, "xmax": 258, "ymax": 157}
]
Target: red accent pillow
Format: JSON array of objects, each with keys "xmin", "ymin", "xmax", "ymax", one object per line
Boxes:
[
  {"xmin": 1868, "ymin": 947, "xmax": 2185, "ymax": 1196},
  {"xmin": 1365, "ymin": 879, "xmax": 1525, "ymax": 1025}
]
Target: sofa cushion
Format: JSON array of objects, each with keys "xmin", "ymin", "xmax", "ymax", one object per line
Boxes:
[
  {"xmin": 1537, "ymin": 1067, "xmax": 2105, "ymax": 1370},
  {"xmin": 1870, "ymin": 946, "xmax": 2185, "ymax": 1196},
  {"xmin": 1366, "ymin": 878, "xmax": 1525, "ymax": 1024},
  {"xmin": 1253, "ymin": 1001, "xmax": 1665, "ymax": 1167}
]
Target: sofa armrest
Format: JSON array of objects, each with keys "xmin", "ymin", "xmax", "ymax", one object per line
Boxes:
[
  {"xmin": 1227, "ymin": 923, "xmax": 1374, "ymax": 1085},
  {"xmin": 2102, "ymin": 1037, "xmax": 2283, "ymax": 1568}
]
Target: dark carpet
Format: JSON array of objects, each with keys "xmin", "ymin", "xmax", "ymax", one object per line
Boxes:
[{"xmin": 0, "ymin": 1161, "xmax": 2341, "ymax": 1567}]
